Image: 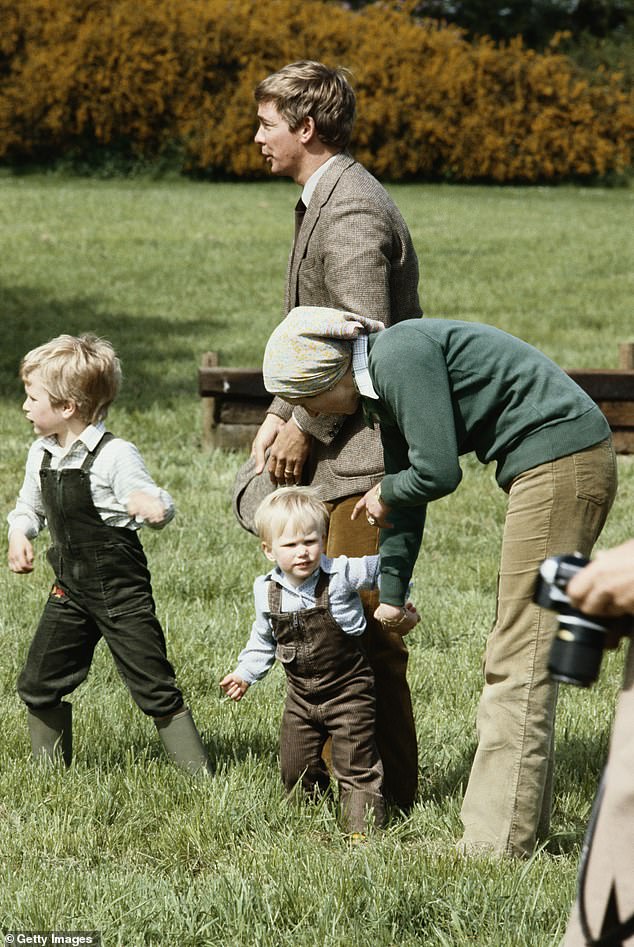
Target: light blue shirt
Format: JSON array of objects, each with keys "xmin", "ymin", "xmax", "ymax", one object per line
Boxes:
[
  {"xmin": 235, "ymin": 554, "xmax": 380, "ymax": 685},
  {"xmin": 8, "ymin": 422, "xmax": 175, "ymax": 538}
]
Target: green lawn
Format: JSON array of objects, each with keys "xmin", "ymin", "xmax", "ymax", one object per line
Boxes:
[{"xmin": 0, "ymin": 175, "xmax": 633, "ymax": 946}]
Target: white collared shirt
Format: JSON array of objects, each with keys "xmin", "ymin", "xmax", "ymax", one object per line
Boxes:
[
  {"xmin": 301, "ymin": 153, "xmax": 339, "ymax": 206},
  {"xmin": 352, "ymin": 335, "xmax": 380, "ymax": 399},
  {"xmin": 7, "ymin": 422, "xmax": 175, "ymax": 538},
  {"xmin": 234, "ymin": 553, "xmax": 380, "ymax": 684}
]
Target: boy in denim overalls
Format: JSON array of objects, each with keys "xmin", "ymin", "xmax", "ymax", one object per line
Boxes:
[
  {"xmin": 8, "ymin": 333, "xmax": 209, "ymax": 774},
  {"xmin": 221, "ymin": 487, "xmax": 419, "ymax": 835}
]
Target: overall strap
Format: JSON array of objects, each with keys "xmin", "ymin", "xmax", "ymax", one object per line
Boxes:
[
  {"xmin": 39, "ymin": 432, "xmax": 115, "ymax": 474},
  {"xmin": 80, "ymin": 431, "xmax": 115, "ymax": 471},
  {"xmin": 268, "ymin": 580, "xmax": 283, "ymax": 614},
  {"xmin": 267, "ymin": 570, "xmax": 330, "ymax": 614},
  {"xmin": 314, "ymin": 569, "xmax": 331, "ymax": 608}
]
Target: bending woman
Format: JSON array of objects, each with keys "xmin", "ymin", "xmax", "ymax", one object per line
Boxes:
[{"xmin": 262, "ymin": 306, "xmax": 618, "ymax": 858}]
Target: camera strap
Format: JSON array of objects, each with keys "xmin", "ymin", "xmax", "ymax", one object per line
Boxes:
[{"xmin": 578, "ymin": 772, "xmax": 634, "ymax": 947}]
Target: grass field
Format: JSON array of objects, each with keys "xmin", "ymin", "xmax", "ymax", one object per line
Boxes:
[{"xmin": 0, "ymin": 174, "xmax": 633, "ymax": 946}]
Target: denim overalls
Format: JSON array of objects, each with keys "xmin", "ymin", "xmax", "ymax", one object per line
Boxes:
[
  {"xmin": 18, "ymin": 432, "xmax": 184, "ymax": 718},
  {"xmin": 269, "ymin": 570, "xmax": 385, "ymax": 832}
]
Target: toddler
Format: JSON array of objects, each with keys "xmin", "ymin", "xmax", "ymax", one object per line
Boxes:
[{"xmin": 221, "ymin": 486, "xmax": 419, "ymax": 834}]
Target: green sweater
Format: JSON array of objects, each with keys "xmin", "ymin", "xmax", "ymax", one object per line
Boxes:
[{"xmin": 364, "ymin": 319, "xmax": 610, "ymax": 605}]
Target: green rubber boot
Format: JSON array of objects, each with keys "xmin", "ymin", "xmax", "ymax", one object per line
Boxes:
[
  {"xmin": 27, "ymin": 702, "xmax": 72, "ymax": 767},
  {"xmin": 154, "ymin": 707, "xmax": 211, "ymax": 775}
]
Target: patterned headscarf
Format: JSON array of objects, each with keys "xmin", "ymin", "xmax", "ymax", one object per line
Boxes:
[{"xmin": 263, "ymin": 306, "xmax": 385, "ymax": 398}]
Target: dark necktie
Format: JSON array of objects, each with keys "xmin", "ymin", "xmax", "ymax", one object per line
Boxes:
[
  {"xmin": 290, "ymin": 198, "xmax": 307, "ymax": 277},
  {"xmin": 294, "ymin": 197, "xmax": 306, "ymax": 244}
]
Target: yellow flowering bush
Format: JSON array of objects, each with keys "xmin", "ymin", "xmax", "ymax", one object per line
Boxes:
[{"xmin": 0, "ymin": 0, "xmax": 631, "ymax": 181}]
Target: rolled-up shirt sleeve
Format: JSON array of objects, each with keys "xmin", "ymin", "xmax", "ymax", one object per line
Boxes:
[
  {"xmin": 105, "ymin": 439, "xmax": 175, "ymax": 529},
  {"xmin": 7, "ymin": 443, "xmax": 47, "ymax": 539}
]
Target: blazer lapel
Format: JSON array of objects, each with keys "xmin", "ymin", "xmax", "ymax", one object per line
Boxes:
[{"xmin": 285, "ymin": 153, "xmax": 356, "ymax": 313}]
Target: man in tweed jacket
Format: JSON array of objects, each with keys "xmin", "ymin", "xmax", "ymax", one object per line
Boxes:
[{"xmin": 249, "ymin": 60, "xmax": 422, "ymax": 809}]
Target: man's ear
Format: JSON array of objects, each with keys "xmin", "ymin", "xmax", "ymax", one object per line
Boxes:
[
  {"xmin": 262, "ymin": 541, "xmax": 276, "ymax": 563},
  {"xmin": 298, "ymin": 115, "xmax": 317, "ymax": 144}
]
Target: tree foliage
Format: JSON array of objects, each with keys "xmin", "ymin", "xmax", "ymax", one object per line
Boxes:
[{"xmin": 345, "ymin": 1, "xmax": 634, "ymax": 48}]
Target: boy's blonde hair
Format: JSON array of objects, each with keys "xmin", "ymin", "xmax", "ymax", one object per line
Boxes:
[
  {"xmin": 254, "ymin": 486, "xmax": 330, "ymax": 547},
  {"xmin": 20, "ymin": 334, "xmax": 122, "ymax": 424}
]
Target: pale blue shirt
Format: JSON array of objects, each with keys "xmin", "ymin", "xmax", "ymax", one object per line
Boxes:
[
  {"xmin": 7, "ymin": 422, "xmax": 175, "ymax": 538},
  {"xmin": 235, "ymin": 553, "xmax": 380, "ymax": 685}
]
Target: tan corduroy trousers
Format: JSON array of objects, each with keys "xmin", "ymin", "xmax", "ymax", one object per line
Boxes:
[{"xmin": 460, "ymin": 439, "xmax": 617, "ymax": 858}]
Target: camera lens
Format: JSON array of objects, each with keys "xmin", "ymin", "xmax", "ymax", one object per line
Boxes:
[{"xmin": 548, "ymin": 618, "xmax": 605, "ymax": 687}]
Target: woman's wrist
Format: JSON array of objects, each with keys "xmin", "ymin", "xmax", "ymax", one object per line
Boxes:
[
  {"xmin": 378, "ymin": 606, "xmax": 408, "ymax": 627},
  {"xmin": 375, "ymin": 602, "xmax": 407, "ymax": 625}
]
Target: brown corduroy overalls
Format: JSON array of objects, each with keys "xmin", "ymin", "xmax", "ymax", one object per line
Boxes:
[{"xmin": 269, "ymin": 570, "xmax": 385, "ymax": 833}]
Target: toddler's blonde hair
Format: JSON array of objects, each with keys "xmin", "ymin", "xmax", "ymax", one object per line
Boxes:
[
  {"xmin": 254, "ymin": 486, "xmax": 329, "ymax": 547},
  {"xmin": 21, "ymin": 333, "xmax": 122, "ymax": 424}
]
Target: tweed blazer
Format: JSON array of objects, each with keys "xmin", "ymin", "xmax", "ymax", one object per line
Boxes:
[
  {"xmin": 233, "ymin": 154, "xmax": 422, "ymax": 530},
  {"xmin": 270, "ymin": 153, "xmax": 422, "ymax": 503}
]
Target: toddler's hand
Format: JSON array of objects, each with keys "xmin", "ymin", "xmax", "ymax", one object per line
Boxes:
[
  {"xmin": 220, "ymin": 673, "xmax": 249, "ymax": 702},
  {"xmin": 8, "ymin": 531, "xmax": 35, "ymax": 574},
  {"xmin": 403, "ymin": 601, "xmax": 421, "ymax": 632},
  {"xmin": 127, "ymin": 490, "xmax": 166, "ymax": 524}
]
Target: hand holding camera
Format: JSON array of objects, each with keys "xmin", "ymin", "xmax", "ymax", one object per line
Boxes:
[
  {"xmin": 534, "ymin": 553, "xmax": 632, "ymax": 687},
  {"xmin": 567, "ymin": 538, "xmax": 634, "ymax": 618}
]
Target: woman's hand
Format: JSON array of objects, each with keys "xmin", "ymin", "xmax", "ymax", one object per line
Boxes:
[
  {"xmin": 374, "ymin": 601, "xmax": 420, "ymax": 636},
  {"xmin": 351, "ymin": 484, "xmax": 392, "ymax": 528}
]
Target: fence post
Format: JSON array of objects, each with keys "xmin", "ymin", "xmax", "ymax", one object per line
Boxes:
[
  {"xmin": 201, "ymin": 351, "xmax": 218, "ymax": 449},
  {"xmin": 618, "ymin": 342, "xmax": 634, "ymax": 370}
]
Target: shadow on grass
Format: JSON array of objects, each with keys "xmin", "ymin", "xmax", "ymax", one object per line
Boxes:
[
  {"xmin": 1, "ymin": 284, "xmax": 223, "ymax": 407},
  {"xmin": 557, "ymin": 729, "xmax": 609, "ymax": 794},
  {"xmin": 420, "ymin": 746, "xmax": 475, "ymax": 806},
  {"xmin": 79, "ymin": 728, "xmax": 278, "ymax": 772},
  {"xmin": 415, "ymin": 728, "xmax": 610, "ymax": 852}
]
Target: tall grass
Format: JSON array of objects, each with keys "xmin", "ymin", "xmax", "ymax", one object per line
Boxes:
[{"xmin": 0, "ymin": 175, "xmax": 632, "ymax": 945}]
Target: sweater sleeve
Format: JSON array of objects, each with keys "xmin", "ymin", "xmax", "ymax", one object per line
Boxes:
[
  {"xmin": 373, "ymin": 331, "xmax": 463, "ymax": 507},
  {"xmin": 369, "ymin": 327, "xmax": 462, "ymax": 605}
]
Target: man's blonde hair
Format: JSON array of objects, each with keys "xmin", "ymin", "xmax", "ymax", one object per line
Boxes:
[
  {"xmin": 255, "ymin": 60, "xmax": 356, "ymax": 151},
  {"xmin": 20, "ymin": 334, "xmax": 122, "ymax": 424},
  {"xmin": 254, "ymin": 486, "xmax": 330, "ymax": 547}
]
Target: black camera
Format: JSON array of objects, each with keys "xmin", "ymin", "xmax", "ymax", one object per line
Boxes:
[{"xmin": 534, "ymin": 553, "xmax": 614, "ymax": 687}]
